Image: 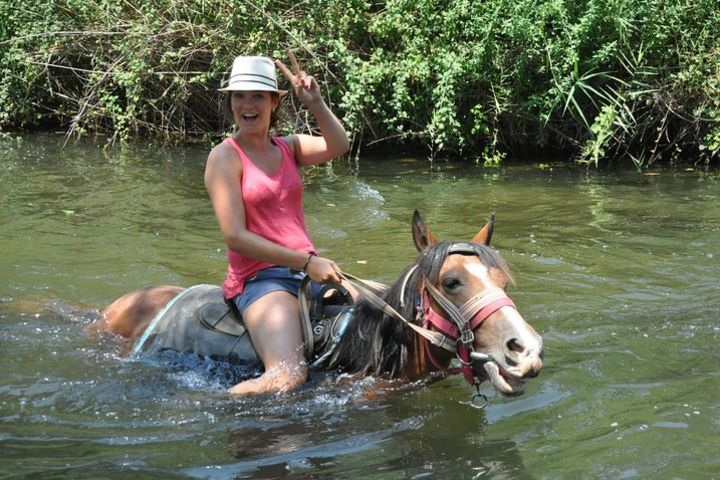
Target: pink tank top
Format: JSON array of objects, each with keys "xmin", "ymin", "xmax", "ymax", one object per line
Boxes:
[{"xmin": 222, "ymin": 136, "xmax": 316, "ymax": 298}]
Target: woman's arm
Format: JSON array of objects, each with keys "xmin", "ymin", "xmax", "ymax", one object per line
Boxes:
[
  {"xmin": 276, "ymin": 51, "xmax": 350, "ymax": 166},
  {"xmin": 204, "ymin": 143, "xmax": 341, "ymax": 283}
]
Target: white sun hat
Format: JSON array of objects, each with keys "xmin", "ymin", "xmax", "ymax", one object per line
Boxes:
[{"xmin": 218, "ymin": 55, "xmax": 287, "ymax": 94}]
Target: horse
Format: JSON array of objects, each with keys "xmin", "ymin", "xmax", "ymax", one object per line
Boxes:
[{"xmin": 96, "ymin": 211, "xmax": 543, "ymax": 397}]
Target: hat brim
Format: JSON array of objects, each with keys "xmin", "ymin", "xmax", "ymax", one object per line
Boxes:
[{"xmin": 218, "ymin": 82, "xmax": 287, "ymax": 95}]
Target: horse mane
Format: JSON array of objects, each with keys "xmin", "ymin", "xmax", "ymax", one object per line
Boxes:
[{"xmin": 318, "ymin": 241, "xmax": 513, "ymax": 378}]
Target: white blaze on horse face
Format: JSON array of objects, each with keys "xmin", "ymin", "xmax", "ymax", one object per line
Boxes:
[{"xmin": 463, "ymin": 262, "xmax": 494, "ymax": 287}]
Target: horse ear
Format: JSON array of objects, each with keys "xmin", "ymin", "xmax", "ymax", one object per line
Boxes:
[
  {"xmin": 471, "ymin": 212, "xmax": 495, "ymax": 246},
  {"xmin": 412, "ymin": 210, "xmax": 438, "ymax": 252}
]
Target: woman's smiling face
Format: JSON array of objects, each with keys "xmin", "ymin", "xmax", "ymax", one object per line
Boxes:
[{"xmin": 230, "ymin": 91, "xmax": 279, "ymax": 134}]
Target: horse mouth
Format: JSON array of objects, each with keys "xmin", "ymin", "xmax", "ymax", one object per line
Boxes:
[{"xmin": 483, "ymin": 362, "xmax": 527, "ymax": 396}]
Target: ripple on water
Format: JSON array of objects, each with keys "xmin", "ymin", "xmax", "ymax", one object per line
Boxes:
[{"xmin": 184, "ymin": 412, "xmax": 429, "ymax": 479}]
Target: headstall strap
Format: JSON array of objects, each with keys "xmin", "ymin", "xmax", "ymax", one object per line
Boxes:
[
  {"xmin": 420, "ymin": 285, "xmax": 480, "ymax": 385},
  {"xmin": 447, "ymin": 242, "xmax": 479, "ymax": 256},
  {"xmin": 421, "ymin": 290, "xmax": 460, "ymax": 338},
  {"xmin": 422, "ymin": 318, "xmax": 458, "ymax": 375}
]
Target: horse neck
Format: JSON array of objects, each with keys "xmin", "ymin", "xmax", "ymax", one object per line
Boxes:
[
  {"xmin": 319, "ymin": 266, "xmax": 415, "ymax": 377},
  {"xmin": 386, "ymin": 261, "xmax": 457, "ymax": 380},
  {"xmin": 326, "ymin": 264, "xmax": 454, "ymax": 380}
]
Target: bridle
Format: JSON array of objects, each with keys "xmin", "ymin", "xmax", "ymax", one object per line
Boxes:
[
  {"xmin": 415, "ymin": 242, "xmax": 517, "ymax": 386},
  {"xmin": 341, "ymin": 242, "xmax": 518, "ymax": 388}
]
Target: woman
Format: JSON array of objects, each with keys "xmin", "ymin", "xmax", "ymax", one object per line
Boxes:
[{"xmin": 205, "ymin": 52, "xmax": 350, "ymax": 395}]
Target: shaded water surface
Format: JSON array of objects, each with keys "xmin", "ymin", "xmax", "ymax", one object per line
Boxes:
[{"xmin": 1, "ymin": 134, "xmax": 718, "ymax": 479}]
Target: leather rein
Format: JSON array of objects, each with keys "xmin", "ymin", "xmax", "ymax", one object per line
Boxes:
[{"xmin": 340, "ymin": 242, "xmax": 517, "ymax": 387}]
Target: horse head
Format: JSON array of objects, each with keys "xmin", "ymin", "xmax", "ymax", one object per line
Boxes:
[{"xmin": 410, "ymin": 210, "xmax": 543, "ymax": 396}]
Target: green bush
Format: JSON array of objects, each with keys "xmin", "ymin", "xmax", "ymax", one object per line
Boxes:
[{"xmin": 0, "ymin": 0, "xmax": 718, "ymax": 167}]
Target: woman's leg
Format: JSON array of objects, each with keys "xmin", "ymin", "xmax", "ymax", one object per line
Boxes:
[{"xmin": 228, "ymin": 290, "xmax": 307, "ymax": 395}]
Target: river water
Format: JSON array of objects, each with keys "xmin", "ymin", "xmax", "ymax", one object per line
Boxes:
[{"xmin": 1, "ymin": 134, "xmax": 718, "ymax": 479}]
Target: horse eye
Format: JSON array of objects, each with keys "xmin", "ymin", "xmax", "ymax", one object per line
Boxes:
[{"xmin": 442, "ymin": 277, "xmax": 462, "ymax": 291}]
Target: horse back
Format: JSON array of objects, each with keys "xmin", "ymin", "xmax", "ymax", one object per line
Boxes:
[{"xmin": 98, "ymin": 285, "xmax": 184, "ymax": 339}]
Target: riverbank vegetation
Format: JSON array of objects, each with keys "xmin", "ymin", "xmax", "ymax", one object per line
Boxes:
[{"xmin": 1, "ymin": 0, "xmax": 718, "ymax": 168}]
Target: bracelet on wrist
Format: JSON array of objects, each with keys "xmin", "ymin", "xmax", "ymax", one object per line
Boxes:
[{"xmin": 302, "ymin": 252, "xmax": 316, "ymax": 272}]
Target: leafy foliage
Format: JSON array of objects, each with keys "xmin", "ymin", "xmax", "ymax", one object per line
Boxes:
[{"xmin": 0, "ymin": 0, "xmax": 718, "ymax": 166}]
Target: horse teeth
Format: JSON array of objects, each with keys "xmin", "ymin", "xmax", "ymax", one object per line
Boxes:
[{"xmin": 483, "ymin": 362, "xmax": 526, "ymax": 395}]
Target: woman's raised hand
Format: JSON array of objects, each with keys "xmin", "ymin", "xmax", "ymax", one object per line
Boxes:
[{"xmin": 275, "ymin": 50, "xmax": 322, "ymax": 108}]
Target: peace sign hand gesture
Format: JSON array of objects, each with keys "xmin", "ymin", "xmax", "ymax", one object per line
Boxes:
[{"xmin": 275, "ymin": 50, "xmax": 323, "ymax": 109}]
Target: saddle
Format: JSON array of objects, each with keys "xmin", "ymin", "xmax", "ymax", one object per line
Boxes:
[{"xmin": 131, "ymin": 280, "xmax": 354, "ymax": 370}]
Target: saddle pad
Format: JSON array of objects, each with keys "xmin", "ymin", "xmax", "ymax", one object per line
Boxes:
[
  {"xmin": 131, "ymin": 284, "xmax": 261, "ymax": 367},
  {"xmin": 131, "ymin": 283, "xmax": 356, "ymax": 370}
]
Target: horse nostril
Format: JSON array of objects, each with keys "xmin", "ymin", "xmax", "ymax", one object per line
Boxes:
[
  {"xmin": 502, "ymin": 339, "xmax": 523, "ymax": 367},
  {"xmin": 506, "ymin": 338, "xmax": 524, "ymax": 354},
  {"xmin": 503, "ymin": 337, "xmax": 543, "ymax": 377}
]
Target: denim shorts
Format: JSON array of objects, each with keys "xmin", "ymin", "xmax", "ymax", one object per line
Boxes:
[{"xmin": 231, "ymin": 266, "xmax": 323, "ymax": 316}]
